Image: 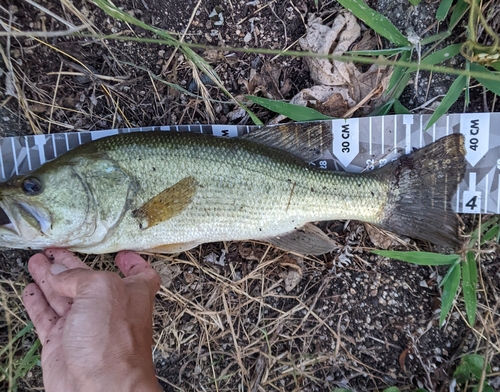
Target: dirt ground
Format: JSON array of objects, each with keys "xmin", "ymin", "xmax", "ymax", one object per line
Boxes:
[{"xmin": 0, "ymin": 0, "xmax": 499, "ymax": 391}]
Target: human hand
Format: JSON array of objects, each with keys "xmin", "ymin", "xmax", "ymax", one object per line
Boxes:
[{"xmin": 22, "ymin": 249, "xmax": 162, "ymax": 392}]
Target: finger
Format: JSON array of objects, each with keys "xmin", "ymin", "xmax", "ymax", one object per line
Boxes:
[
  {"xmin": 45, "ymin": 267, "xmax": 106, "ymax": 299},
  {"xmin": 116, "ymin": 251, "xmax": 161, "ymax": 298},
  {"xmin": 39, "ymin": 316, "xmax": 66, "ymax": 372},
  {"xmin": 115, "ymin": 251, "xmax": 151, "ymax": 277},
  {"xmin": 28, "ymin": 254, "xmax": 74, "ymax": 317},
  {"xmin": 43, "ymin": 248, "xmax": 90, "ymax": 270},
  {"xmin": 23, "ymin": 283, "xmax": 60, "ymax": 345}
]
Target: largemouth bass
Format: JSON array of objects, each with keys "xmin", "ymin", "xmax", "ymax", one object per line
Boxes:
[{"xmin": 0, "ymin": 124, "xmax": 466, "ymax": 254}]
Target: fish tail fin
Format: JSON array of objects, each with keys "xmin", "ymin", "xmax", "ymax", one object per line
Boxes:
[{"xmin": 378, "ymin": 133, "xmax": 466, "ymax": 248}]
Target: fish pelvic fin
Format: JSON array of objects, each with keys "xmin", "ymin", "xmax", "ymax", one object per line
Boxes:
[
  {"xmin": 264, "ymin": 223, "xmax": 338, "ymax": 255},
  {"xmin": 132, "ymin": 176, "xmax": 197, "ymax": 230},
  {"xmin": 379, "ymin": 133, "xmax": 466, "ymax": 248}
]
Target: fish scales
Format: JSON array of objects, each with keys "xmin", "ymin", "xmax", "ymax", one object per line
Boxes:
[
  {"xmin": 0, "ymin": 129, "xmax": 465, "ymax": 254},
  {"xmin": 85, "ymin": 132, "xmax": 388, "ymax": 253}
]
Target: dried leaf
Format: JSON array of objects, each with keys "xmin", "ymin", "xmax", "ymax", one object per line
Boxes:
[
  {"xmin": 155, "ymin": 263, "xmax": 182, "ymax": 288},
  {"xmin": 241, "ymin": 62, "xmax": 291, "ymax": 100},
  {"xmin": 365, "ymin": 224, "xmax": 398, "ymax": 249},
  {"xmin": 293, "ymin": 13, "xmax": 392, "ymax": 117},
  {"xmin": 309, "ymin": 93, "xmax": 346, "ymax": 118},
  {"xmin": 279, "ymin": 269, "xmax": 303, "ymax": 292},
  {"xmin": 399, "ymin": 347, "xmax": 410, "ymax": 372},
  {"xmin": 278, "ymin": 255, "xmax": 303, "ymax": 292}
]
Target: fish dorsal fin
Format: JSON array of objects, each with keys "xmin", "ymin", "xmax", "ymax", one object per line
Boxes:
[
  {"xmin": 132, "ymin": 176, "xmax": 197, "ymax": 230},
  {"xmin": 149, "ymin": 241, "xmax": 200, "ymax": 254},
  {"xmin": 264, "ymin": 223, "xmax": 337, "ymax": 255},
  {"xmin": 242, "ymin": 122, "xmax": 332, "ymax": 162}
]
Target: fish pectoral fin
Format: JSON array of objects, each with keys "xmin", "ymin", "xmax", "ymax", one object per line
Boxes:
[
  {"xmin": 149, "ymin": 241, "xmax": 200, "ymax": 254},
  {"xmin": 132, "ymin": 176, "xmax": 197, "ymax": 230},
  {"xmin": 264, "ymin": 223, "xmax": 337, "ymax": 255}
]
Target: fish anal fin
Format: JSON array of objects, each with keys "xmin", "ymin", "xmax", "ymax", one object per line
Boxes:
[
  {"xmin": 264, "ymin": 223, "xmax": 337, "ymax": 255},
  {"xmin": 149, "ymin": 241, "xmax": 200, "ymax": 254},
  {"xmin": 132, "ymin": 176, "xmax": 197, "ymax": 230},
  {"xmin": 242, "ymin": 122, "xmax": 332, "ymax": 162}
]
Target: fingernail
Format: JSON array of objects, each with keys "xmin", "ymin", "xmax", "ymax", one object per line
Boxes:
[{"xmin": 50, "ymin": 263, "xmax": 68, "ymax": 275}]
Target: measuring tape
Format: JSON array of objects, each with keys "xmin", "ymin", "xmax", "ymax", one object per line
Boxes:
[{"xmin": 0, "ymin": 113, "xmax": 498, "ymax": 214}]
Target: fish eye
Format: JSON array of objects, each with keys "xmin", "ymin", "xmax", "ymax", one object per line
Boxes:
[{"xmin": 22, "ymin": 177, "xmax": 42, "ymax": 196}]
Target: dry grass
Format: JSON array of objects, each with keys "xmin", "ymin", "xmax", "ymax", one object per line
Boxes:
[
  {"xmin": 148, "ymin": 244, "xmax": 393, "ymax": 390},
  {"xmin": 3, "ymin": 235, "xmax": 498, "ymax": 391},
  {"xmin": 142, "ymin": 238, "xmax": 499, "ymax": 391}
]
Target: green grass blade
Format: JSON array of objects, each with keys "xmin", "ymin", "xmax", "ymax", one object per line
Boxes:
[
  {"xmin": 93, "ymin": 0, "xmax": 178, "ymax": 45},
  {"xmin": 0, "ymin": 322, "xmax": 35, "ymax": 357},
  {"xmin": 372, "ymin": 250, "xmax": 460, "ymax": 265},
  {"xmin": 420, "ymin": 31, "xmax": 452, "ymax": 46},
  {"xmin": 439, "ymin": 262, "xmax": 461, "ymax": 327},
  {"xmin": 0, "ymin": 322, "xmax": 40, "ymax": 392},
  {"xmin": 436, "ymin": 0, "xmax": 454, "ymax": 21},
  {"xmin": 482, "ymin": 225, "xmax": 500, "ymax": 243},
  {"xmin": 337, "ymin": 0, "xmax": 409, "ymax": 46},
  {"xmin": 477, "ymin": 218, "xmax": 500, "ymax": 245},
  {"xmin": 424, "ymin": 74, "xmax": 466, "ymax": 130},
  {"xmin": 12, "ymin": 339, "xmax": 41, "ymax": 390},
  {"xmin": 449, "ymin": 0, "xmax": 470, "ymax": 30},
  {"xmin": 470, "ymin": 63, "xmax": 500, "ymax": 96},
  {"xmin": 393, "ymin": 99, "xmax": 410, "ymax": 114},
  {"xmin": 245, "ymin": 96, "xmax": 333, "ymax": 121},
  {"xmin": 370, "ymin": 99, "xmax": 395, "ymax": 116},
  {"xmin": 468, "ymin": 216, "xmax": 500, "ymax": 246},
  {"xmin": 0, "ymin": 364, "xmax": 8, "ymax": 380},
  {"xmin": 408, "ymin": 0, "xmax": 421, "ymax": 5},
  {"xmin": 392, "ymin": 69, "xmax": 414, "ymax": 99},
  {"xmin": 440, "ymin": 260, "xmax": 459, "ymax": 287},
  {"xmin": 347, "ymin": 48, "xmax": 410, "ymax": 56},
  {"xmin": 386, "ymin": 50, "xmax": 411, "ymax": 95},
  {"xmin": 462, "ymin": 251, "xmax": 478, "ymax": 326},
  {"xmin": 421, "ymin": 43, "xmax": 462, "ymax": 65},
  {"xmin": 465, "ymin": 62, "xmax": 471, "ymax": 106}
]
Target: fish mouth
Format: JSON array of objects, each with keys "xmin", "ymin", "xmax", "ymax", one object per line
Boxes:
[
  {"xmin": 0, "ymin": 206, "xmax": 10, "ymax": 225},
  {"xmin": 0, "ymin": 200, "xmax": 52, "ymax": 240},
  {"xmin": 0, "ymin": 202, "xmax": 20, "ymax": 236}
]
